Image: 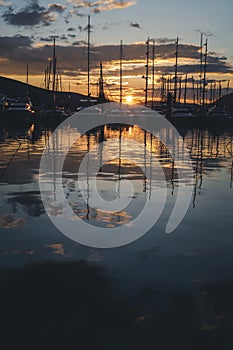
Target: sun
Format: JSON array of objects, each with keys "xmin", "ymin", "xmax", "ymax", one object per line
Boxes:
[{"xmin": 125, "ymin": 95, "xmax": 134, "ymax": 104}]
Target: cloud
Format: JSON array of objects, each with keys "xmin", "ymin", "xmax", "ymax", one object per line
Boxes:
[
  {"xmin": 92, "ymin": 7, "xmax": 100, "ymax": 13},
  {"xmin": 2, "ymin": 0, "xmax": 56, "ymax": 26},
  {"xmin": 66, "ymin": 9, "xmax": 86, "ymax": 19},
  {"xmin": 0, "ymin": 36, "xmax": 232, "ymax": 80},
  {"xmin": 130, "ymin": 22, "xmax": 141, "ymax": 29},
  {"xmin": 68, "ymin": 0, "xmax": 136, "ymax": 12},
  {"xmin": 83, "ymin": 24, "xmax": 95, "ymax": 32},
  {"xmin": 40, "ymin": 35, "xmax": 68, "ymax": 42},
  {"xmin": 72, "ymin": 40, "xmax": 87, "ymax": 46},
  {"xmin": 156, "ymin": 37, "xmax": 176, "ymax": 44},
  {"xmin": 48, "ymin": 3, "xmax": 67, "ymax": 13}
]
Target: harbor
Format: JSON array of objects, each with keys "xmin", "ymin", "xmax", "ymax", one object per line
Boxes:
[{"xmin": 1, "ymin": 1, "xmax": 233, "ymax": 348}]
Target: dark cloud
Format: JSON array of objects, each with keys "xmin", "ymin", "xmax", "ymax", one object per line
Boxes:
[
  {"xmin": 0, "ymin": 35, "xmax": 33, "ymax": 57},
  {"xmin": 48, "ymin": 3, "xmax": 66, "ymax": 13},
  {"xmin": 40, "ymin": 35, "xmax": 59, "ymax": 42},
  {"xmin": 92, "ymin": 8, "xmax": 100, "ymax": 14},
  {"xmin": 0, "ymin": 36, "xmax": 232, "ymax": 79},
  {"xmin": 2, "ymin": 0, "xmax": 56, "ymax": 26},
  {"xmin": 72, "ymin": 40, "xmax": 87, "ymax": 46},
  {"xmin": 40, "ymin": 34, "xmax": 68, "ymax": 42},
  {"xmin": 83, "ymin": 24, "xmax": 95, "ymax": 32},
  {"xmin": 156, "ymin": 37, "xmax": 176, "ymax": 44},
  {"xmin": 130, "ymin": 23, "xmax": 141, "ymax": 29}
]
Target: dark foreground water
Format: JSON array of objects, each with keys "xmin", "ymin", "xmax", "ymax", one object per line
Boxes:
[{"xmin": 0, "ymin": 119, "xmax": 233, "ymax": 348}]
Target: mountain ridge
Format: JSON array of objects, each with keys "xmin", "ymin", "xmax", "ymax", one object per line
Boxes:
[{"xmin": 0, "ymin": 76, "xmax": 88, "ymax": 110}]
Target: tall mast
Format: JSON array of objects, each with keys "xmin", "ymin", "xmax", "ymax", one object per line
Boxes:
[
  {"xmin": 59, "ymin": 75, "xmax": 62, "ymax": 92},
  {"xmin": 47, "ymin": 61, "xmax": 52, "ymax": 90},
  {"xmin": 145, "ymin": 37, "xmax": 150, "ymax": 107},
  {"xmin": 184, "ymin": 73, "xmax": 188, "ymax": 104},
  {"xmin": 199, "ymin": 33, "xmax": 203, "ymax": 105},
  {"xmin": 174, "ymin": 37, "xmax": 179, "ymax": 104},
  {"xmin": 87, "ymin": 15, "xmax": 91, "ymax": 102},
  {"xmin": 178, "ymin": 76, "xmax": 182, "ymax": 103},
  {"xmin": 202, "ymin": 38, "xmax": 208, "ymax": 106},
  {"xmin": 26, "ymin": 63, "xmax": 29, "ymax": 100},
  {"xmin": 52, "ymin": 38, "xmax": 57, "ymax": 93},
  {"xmin": 218, "ymin": 80, "xmax": 222, "ymax": 100},
  {"xmin": 151, "ymin": 39, "xmax": 155, "ymax": 109},
  {"xmin": 161, "ymin": 75, "xmax": 165, "ymax": 102},
  {"xmin": 98, "ymin": 61, "xmax": 105, "ymax": 101},
  {"xmin": 192, "ymin": 76, "xmax": 196, "ymax": 104},
  {"xmin": 52, "ymin": 37, "xmax": 57, "ymax": 106},
  {"xmin": 209, "ymin": 81, "xmax": 213, "ymax": 103},
  {"xmin": 227, "ymin": 80, "xmax": 230, "ymax": 95},
  {"xmin": 120, "ymin": 40, "xmax": 123, "ymax": 104},
  {"xmin": 44, "ymin": 68, "xmax": 47, "ymax": 90}
]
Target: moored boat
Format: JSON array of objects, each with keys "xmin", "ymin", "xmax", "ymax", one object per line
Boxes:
[
  {"xmin": 0, "ymin": 100, "xmax": 35, "ymax": 127},
  {"xmin": 207, "ymin": 105, "xmax": 230, "ymax": 118},
  {"xmin": 39, "ymin": 108, "xmax": 69, "ymax": 126},
  {"xmin": 169, "ymin": 106, "xmax": 195, "ymax": 118}
]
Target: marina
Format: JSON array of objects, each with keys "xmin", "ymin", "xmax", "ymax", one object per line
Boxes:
[{"xmin": 0, "ymin": 2, "xmax": 233, "ymax": 348}]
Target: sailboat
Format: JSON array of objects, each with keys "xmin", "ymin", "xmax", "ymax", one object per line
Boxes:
[
  {"xmin": 41, "ymin": 38, "xmax": 69, "ymax": 124},
  {"xmin": 76, "ymin": 16, "xmax": 100, "ymax": 112}
]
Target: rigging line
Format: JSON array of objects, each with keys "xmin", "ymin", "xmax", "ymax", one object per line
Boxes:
[{"xmin": 225, "ymin": 138, "xmax": 233, "ymax": 156}]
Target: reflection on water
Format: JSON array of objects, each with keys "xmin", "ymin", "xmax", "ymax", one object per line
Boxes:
[
  {"xmin": 0, "ymin": 122, "xmax": 233, "ymax": 258},
  {"xmin": 0, "ymin": 120, "xmax": 233, "ymax": 343}
]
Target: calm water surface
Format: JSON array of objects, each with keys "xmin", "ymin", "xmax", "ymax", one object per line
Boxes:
[{"xmin": 1, "ymin": 119, "xmax": 233, "ymax": 346}]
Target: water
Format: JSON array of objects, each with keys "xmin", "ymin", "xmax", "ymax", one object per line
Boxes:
[{"xmin": 1, "ymin": 120, "xmax": 233, "ymax": 346}]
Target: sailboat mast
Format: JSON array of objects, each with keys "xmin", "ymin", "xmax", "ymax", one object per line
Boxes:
[
  {"xmin": 47, "ymin": 61, "xmax": 52, "ymax": 90},
  {"xmin": 26, "ymin": 64, "xmax": 29, "ymax": 100},
  {"xmin": 174, "ymin": 37, "xmax": 179, "ymax": 104},
  {"xmin": 145, "ymin": 37, "xmax": 150, "ymax": 107},
  {"xmin": 151, "ymin": 39, "xmax": 155, "ymax": 109},
  {"xmin": 178, "ymin": 76, "xmax": 182, "ymax": 103},
  {"xmin": 192, "ymin": 76, "xmax": 196, "ymax": 104},
  {"xmin": 87, "ymin": 15, "xmax": 91, "ymax": 102},
  {"xmin": 199, "ymin": 33, "xmax": 203, "ymax": 105},
  {"xmin": 184, "ymin": 73, "xmax": 188, "ymax": 104},
  {"xmin": 52, "ymin": 38, "xmax": 57, "ymax": 93},
  {"xmin": 120, "ymin": 40, "xmax": 123, "ymax": 104},
  {"xmin": 98, "ymin": 61, "xmax": 105, "ymax": 101},
  {"xmin": 202, "ymin": 38, "xmax": 208, "ymax": 106}
]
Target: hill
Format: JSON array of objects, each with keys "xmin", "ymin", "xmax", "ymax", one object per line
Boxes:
[
  {"xmin": 216, "ymin": 92, "xmax": 233, "ymax": 112},
  {"xmin": 0, "ymin": 76, "xmax": 88, "ymax": 111}
]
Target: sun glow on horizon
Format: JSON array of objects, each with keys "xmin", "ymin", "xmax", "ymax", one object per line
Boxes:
[{"xmin": 125, "ymin": 95, "xmax": 134, "ymax": 104}]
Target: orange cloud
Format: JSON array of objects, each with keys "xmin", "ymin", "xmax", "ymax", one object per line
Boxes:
[{"xmin": 68, "ymin": 0, "xmax": 136, "ymax": 12}]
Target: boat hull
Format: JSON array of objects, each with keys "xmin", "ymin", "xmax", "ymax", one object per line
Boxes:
[{"xmin": 0, "ymin": 110, "xmax": 34, "ymax": 127}]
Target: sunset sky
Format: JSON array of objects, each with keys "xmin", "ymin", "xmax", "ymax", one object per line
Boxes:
[{"xmin": 0, "ymin": 0, "xmax": 233, "ymax": 103}]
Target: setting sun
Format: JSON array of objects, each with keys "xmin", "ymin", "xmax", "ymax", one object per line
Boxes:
[{"xmin": 125, "ymin": 95, "xmax": 134, "ymax": 104}]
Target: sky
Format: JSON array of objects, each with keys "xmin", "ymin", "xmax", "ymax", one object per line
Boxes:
[{"xmin": 0, "ymin": 0, "xmax": 233, "ymax": 103}]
